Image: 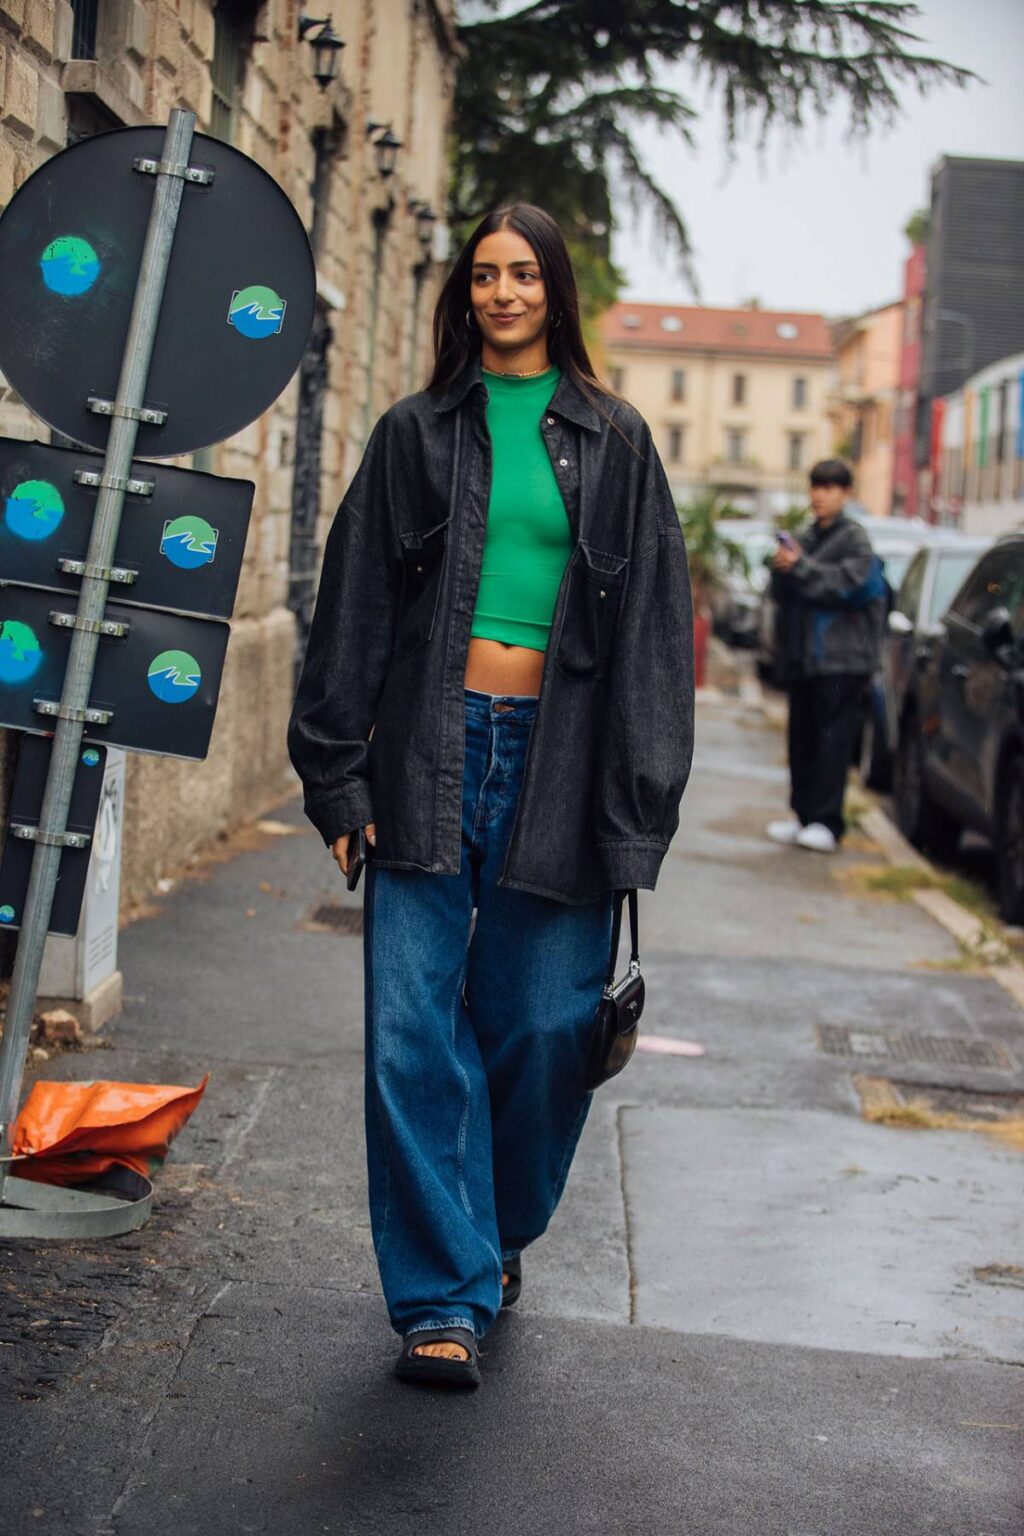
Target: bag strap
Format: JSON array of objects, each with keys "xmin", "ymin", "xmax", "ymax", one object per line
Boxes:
[{"xmin": 605, "ymin": 889, "xmax": 640, "ymax": 987}]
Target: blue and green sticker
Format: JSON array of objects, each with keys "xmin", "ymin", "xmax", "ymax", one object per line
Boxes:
[
  {"xmin": 40, "ymin": 235, "xmax": 100, "ymax": 296},
  {"xmin": 5, "ymin": 479, "xmax": 64, "ymax": 541},
  {"xmin": 0, "ymin": 620, "xmax": 42, "ymax": 684},
  {"xmin": 147, "ymin": 650, "xmax": 201, "ymax": 704},
  {"xmin": 160, "ymin": 515, "xmax": 218, "ymax": 569},
  {"xmin": 228, "ymin": 284, "xmax": 286, "ymax": 339}
]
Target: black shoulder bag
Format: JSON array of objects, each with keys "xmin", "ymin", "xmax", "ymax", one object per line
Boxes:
[{"xmin": 585, "ymin": 889, "xmax": 644, "ymax": 1090}]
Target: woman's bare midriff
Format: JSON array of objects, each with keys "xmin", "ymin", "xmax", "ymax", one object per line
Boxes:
[{"xmin": 464, "ymin": 637, "xmax": 545, "ymax": 697}]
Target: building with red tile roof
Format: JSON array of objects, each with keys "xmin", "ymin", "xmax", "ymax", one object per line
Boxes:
[{"xmin": 597, "ymin": 301, "xmax": 836, "ymax": 515}]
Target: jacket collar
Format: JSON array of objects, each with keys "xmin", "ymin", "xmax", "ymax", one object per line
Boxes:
[
  {"xmin": 431, "ymin": 353, "xmax": 603, "ymax": 433},
  {"xmin": 807, "ymin": 509, "xmax": 848, "ymax": 545}
]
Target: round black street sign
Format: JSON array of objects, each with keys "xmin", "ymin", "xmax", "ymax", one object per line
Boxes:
[{"xmin": 0, "ymin": 126, "xmax": 316, "ymax": 458}]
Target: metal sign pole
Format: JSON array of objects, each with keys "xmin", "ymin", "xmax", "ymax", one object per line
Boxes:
[{"xmin": 0, "ymin": 108, "xmax": 197, "ymax": 1209}]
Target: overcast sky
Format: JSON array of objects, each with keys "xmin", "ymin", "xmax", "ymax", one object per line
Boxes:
[{"xmin": 612, "ymin": 0, "xmax": 1024, "ymax": 320}]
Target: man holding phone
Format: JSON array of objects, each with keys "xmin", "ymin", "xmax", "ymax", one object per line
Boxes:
[{"xmin": 767, "ymin": 460, "xmax": 884, "ymax": 854}]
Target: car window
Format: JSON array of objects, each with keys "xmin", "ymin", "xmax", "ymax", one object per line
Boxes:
[
  {"xmin": 949, "ymin": 546, "xmax": 1024, "ymax": 627},
  {"xmin": 895, "ymin": 550, "xmax": 927, "ymax": 620},
  {"xmin": 881, "ymin": 551, "xmax": 914, "ymax": 591},
  {"xmin": 928, "ymin": 552, "xmax": 987, "ymax": 626}
]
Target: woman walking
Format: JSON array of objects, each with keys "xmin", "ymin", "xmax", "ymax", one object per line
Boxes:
[{"xmin": 288, "ymin": 203, "xmax": 693, "ymax": 1387}]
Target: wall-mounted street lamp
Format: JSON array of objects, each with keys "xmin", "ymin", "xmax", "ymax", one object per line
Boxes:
[
  {"xmin": 415, "ymin": 204, "xmax": 437, "ymax": 255},
  {"xmin": 366, "ymin": 121, "xmax": 402, "ymax": 179},
  {"xmin": 404, "ymin": 202, "xmax": 437, "ymax": 394},
  {"xmin": 407, "ymin": 198, "xmax": 437, "ymax": 257},
  {"xmin": 297, "ymin": 14, "xmax": 346, "ymax": 91}
]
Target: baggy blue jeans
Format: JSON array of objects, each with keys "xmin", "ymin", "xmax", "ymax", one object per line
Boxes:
[{"xmin": 363, "ymin": 689, "xmax": 613, "ymax": 1341}]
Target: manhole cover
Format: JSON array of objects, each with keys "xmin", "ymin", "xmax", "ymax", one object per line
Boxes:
[
  {"xmin": 816, "ymin": 1024, "xmax": 1014, "ymax": 1072},
  {"xmin": 299, "ymin": 902, "xmax": 363, "ymax": 936}
]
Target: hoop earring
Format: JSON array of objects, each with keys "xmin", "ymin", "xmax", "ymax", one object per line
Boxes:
[
  {"xmin": 550, "ymin": 311, "xmax": 562, "ymax": 329},
  {"xmin": 465, "ymin": 308, "xmax": 476, "ymax": 329}
]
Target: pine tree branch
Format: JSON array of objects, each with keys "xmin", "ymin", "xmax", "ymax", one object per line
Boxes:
[{"xmin": 451, "ymin": 0, "xmax": 974, "ymax": 297}]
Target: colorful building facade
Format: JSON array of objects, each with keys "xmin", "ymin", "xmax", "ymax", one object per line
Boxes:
[
  {"xmin": 828, "ymin": 302, "xmax": 902, "ymax": 519},
  {"xmin": 891, "ymin": 242, "xmax": 926, "ymax": 519},
  {"xmin": 931, "ymin": 352, "xmax": 1024, "ymax": 534}
]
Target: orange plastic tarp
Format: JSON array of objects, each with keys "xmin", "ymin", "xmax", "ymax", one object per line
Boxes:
[{"xmin": 12, "ymin": 1076, "xmax": 208, "ymax": 1186}]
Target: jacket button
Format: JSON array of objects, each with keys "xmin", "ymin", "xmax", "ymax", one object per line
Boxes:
[
  {"xmin": 546, "ymin": 416, "xmax": 555, "ymax": 425},
  {"xmin": 559, "ymin": 457, "xmax": 568, "ymax": 467},
  {"xmin": 416, "ymin": 564, "xmax": 423, "ymax": 574},
  {"xmin": 599, "ymin": 589, "xmax": 607, "ymax": 598}
]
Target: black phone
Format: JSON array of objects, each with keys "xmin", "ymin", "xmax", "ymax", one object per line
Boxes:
[{"xmin": 346, "ymin": 826, "xmax": 368, "ymax": 892}]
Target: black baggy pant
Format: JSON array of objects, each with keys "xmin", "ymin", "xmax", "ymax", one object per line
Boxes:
[{"xmin": 787, "ymin": 674, "xmax": 867, "ymax": 840}]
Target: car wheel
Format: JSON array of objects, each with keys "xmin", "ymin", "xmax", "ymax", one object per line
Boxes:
[
  {"xmin": 996, "ymin": 755, "xmax": 1024, "ymax": 924},
  {"xmin": 894, "ymin": 714, "xmax": 959, "ymax": 857},
  {"xmin": 860, "ymin": 703, "xmax": 891, "ymax": 792}
]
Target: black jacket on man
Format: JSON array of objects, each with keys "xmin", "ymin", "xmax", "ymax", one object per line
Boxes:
[
  {"xmin": 287, "ymin": 356, "xmax": 694, "ymax": 905},
  {"xmin": 772, "ymin": 511, "xmax": 884, "ymax": 683}
]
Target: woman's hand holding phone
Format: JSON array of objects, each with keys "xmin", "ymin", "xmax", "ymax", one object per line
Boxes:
[{"xmin": 333, "ymin": 823, "xmax": 376, "ymax": 888}]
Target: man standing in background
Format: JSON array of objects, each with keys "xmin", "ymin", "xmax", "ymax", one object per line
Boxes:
[{"xmin": 767, "ymin": 461, "xmax": 885, "ymax": 854}]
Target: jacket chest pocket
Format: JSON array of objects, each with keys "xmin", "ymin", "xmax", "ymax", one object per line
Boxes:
[
  {"xmin": 396, "ymin": 517, "xmax": 449, "ymax": 655},
  {"xmin": 555, "ymin": 541, "xmax": 629, "ymax": 680}
]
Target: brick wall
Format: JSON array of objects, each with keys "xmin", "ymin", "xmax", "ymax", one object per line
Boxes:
[{"xmin": 0, "ymin": 0, "xmax": 457, "ymax": 914}]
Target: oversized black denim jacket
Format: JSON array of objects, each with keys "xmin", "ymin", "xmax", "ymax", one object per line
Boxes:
[{"xmin": 287, "ymin": 355, "xmax": 695, "ymax": 904}]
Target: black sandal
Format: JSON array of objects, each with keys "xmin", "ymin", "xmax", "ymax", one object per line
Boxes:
[
  {"xmin": 394, "ymin": 1327, "xmax": 481, "ymax": 1389},
  {"xmin": 501, "ymin": 1255, "xmax": 522, "ymax": 1309}
]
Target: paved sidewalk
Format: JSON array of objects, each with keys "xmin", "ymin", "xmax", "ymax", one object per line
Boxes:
[{"xmin": 1, "ymin": 698, "xmax": 1021, "ymax": 1536}]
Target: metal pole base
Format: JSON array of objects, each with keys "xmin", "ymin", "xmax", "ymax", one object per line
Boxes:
[{"xmin": 0, "ymin": 1173, "xmax": 153, "ymax": 1238}]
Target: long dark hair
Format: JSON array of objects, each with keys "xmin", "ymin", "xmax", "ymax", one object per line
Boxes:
[{"xmin": 427, "ymin": 203, "xmax": 635, "ymax": 444}]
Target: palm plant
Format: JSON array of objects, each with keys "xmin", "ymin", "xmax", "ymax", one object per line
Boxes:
[{"xmin": 677, "ymin": 488, "xmax": 747, "ymax": 613}]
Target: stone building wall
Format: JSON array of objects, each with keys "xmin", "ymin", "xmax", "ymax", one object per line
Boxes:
[{"xmin": 0, "ymin": 0, "xmax": 458, "ymax": 913}]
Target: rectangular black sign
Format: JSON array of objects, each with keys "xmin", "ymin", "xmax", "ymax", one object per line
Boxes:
[
  {"xmin": 0, "ymin": 582, "xmax": 229, "ymax": 759},
  {"xmin": 0, "ymin": 437, "xmax": 253, "ymax": 621},
  {"xmin": 0, "ymin": 735, "xmax": 106, "ymax": 935}
]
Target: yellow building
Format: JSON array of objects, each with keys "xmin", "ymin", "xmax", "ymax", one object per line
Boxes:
[
  {"xmin": 0, "ymin": 0, "xmax": 458, "ymax": 912},
  {"xmin": 828, "ymin": 302, "xmax": 903, "ymax": 519},
  {"xmin": 598, "ymin": 302, "xmax": 834, "ymax": 515}
]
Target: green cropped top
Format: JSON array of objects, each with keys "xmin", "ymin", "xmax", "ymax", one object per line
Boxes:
[{"xmin": 471, "ymin": 364, "xmax": 572, "ymax": 653}]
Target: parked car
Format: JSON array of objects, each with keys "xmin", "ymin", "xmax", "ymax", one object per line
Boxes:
[
  {"xmin": 893, "ymin": 532, "xmax": 1024, "ymax": 921},
  {"xmin": 710, "ymin": 521, "xmax": 776, "ymax": 647},
  {"xmin": 756, "ymin": 512, "xmax": 933, "ymax": 682},
  {"xmin": 874, "ymin": 534, "xmax": 993, "ymax": 789}
]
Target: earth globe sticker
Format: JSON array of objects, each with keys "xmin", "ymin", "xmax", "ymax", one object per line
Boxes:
[
  {"xmin": 160, "ymin": 514, "xmax": 219, "ymax": 570},
  {"xmin": 5, "ymin": 479, "xmax": 65, "ymax": 541},
  {"xmin": 227, "ymin": 284, "xmax": 286, "ymax": 339},
  {"xmin": 147, "ymin": 649, "xmax": 201, "ymax": 704},
  {"xmin": 39, "ymin": 234, "xmax": 100, "ymax": 296},
  {"xmin": 81, "ymin": 748, "xmax": 101, "ymax": 768},
  {"xmin": 0, "ymin": 620, "xmax": 43, "ymax": 684},
  {"xmin": 0, "ymin": 905, "xmax": 15, "ymax": 925}
]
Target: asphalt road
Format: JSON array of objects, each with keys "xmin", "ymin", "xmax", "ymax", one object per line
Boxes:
[{"xmin": 1, "ymin": 697, "xmax": 1021, "ymax": 1536}]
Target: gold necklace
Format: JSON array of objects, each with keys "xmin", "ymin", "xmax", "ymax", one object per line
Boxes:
[{"xmin": 482, "ymin": 363, "xmax": 553, "ymax": 378}]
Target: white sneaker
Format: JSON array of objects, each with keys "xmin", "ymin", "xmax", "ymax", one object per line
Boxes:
[
  {"xmin": 766, "ymin": 819, "xmax": 802, "ymax": 845},
  {"xmin": 796, "ymin": 823, "xmax": 838, "ymax": 854}
]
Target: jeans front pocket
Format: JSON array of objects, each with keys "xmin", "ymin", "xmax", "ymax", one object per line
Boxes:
[
  {"xmin": 396, "ymin": 517, "xmax": 449, "ymax": 655},
  {"xmin": 555, "ymin": 541, "xmax": 629, "ymax": 679}
]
